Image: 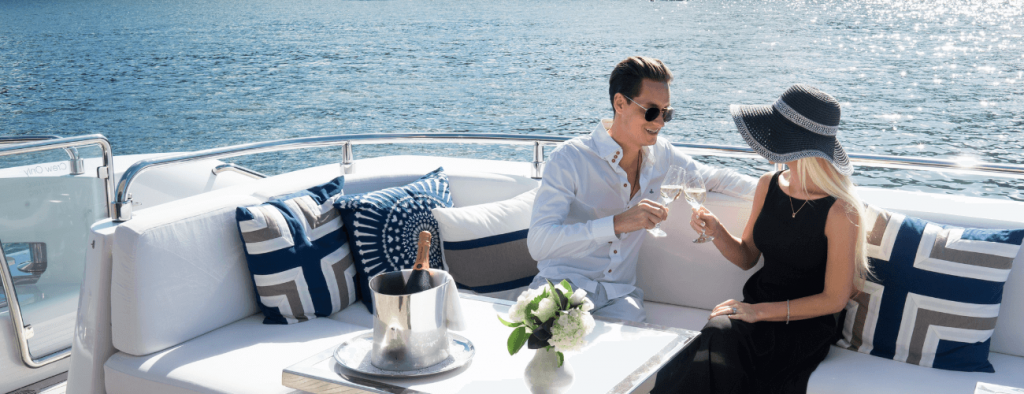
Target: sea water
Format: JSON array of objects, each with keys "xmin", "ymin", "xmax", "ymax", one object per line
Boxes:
[{"xmin": 1, "ymin": 0, "xmax": 1022, "ymax": 199}]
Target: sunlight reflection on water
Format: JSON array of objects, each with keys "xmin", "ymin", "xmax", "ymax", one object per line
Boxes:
[{"xmin": 0, "ymin": 0, "xmax": 1021, "ymax": 199}]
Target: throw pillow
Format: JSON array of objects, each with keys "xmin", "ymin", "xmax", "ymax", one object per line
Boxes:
[
  {"xmin": 236, "ymin": 176, "xmax": 358, "ymax": 324},
  {"xmin": 838, "ymin": 205, "xmax": 1023, "ymax": 372},
  {"xmin": 334, "ymin": 167, "xmax": 452, "ymax": 313},
  {"xmin": 432, "ymin": 188, "xmax": 539, "ymax": 295}
]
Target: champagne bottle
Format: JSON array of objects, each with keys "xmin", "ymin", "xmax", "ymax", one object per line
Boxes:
[{"xmin": 403, "ymin": 231, "xmax": 433, "ymax": 294}]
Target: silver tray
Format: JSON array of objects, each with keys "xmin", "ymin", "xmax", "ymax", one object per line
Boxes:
[{"xmin": 333, "ymin": 330, "xmax": 475, "ymax": 378}]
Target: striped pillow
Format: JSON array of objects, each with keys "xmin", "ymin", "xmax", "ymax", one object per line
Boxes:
[
  {"xmin": 432, "ymin": 188, "xmax": 539, "ymax": 297},
  {"xmin": 235, "ymin": 176, "xmax": 357, "ymax": 325},
  {"xmin": 838, "ymin": 205, "xmax": 1023, "ymax": 372}
]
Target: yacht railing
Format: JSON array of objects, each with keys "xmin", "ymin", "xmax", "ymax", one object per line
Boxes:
[
  {"xmin": 111, "ymin": 133, "xmax": 1024, "ymax": 222},
  {"xmin": 0, "ymin": 136, "xmax": 86, "ymax": 175},
  {"xmin": 0, "ymin": 134, "xmax": 114, "ymax": 368}
]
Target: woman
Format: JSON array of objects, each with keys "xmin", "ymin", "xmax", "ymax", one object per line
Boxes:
[{"xmin": 681, "ymin": 85, "xmax": 870, "ymax": 393}]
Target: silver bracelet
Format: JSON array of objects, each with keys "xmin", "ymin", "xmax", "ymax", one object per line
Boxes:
[{"xmin": 786, "ymin": 300, "xmax": 790, "ymax": 325}]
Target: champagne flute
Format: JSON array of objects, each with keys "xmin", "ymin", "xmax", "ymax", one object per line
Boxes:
[
  {"xmin": 683, "ymin": 171, "xmax": 714, "ymax": 243},
  {"xmin": 648, "ymin": 165, "xmax": 686, "ymax": 238}
]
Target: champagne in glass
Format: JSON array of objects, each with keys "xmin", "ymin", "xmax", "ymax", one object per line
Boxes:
[
  {"xmin": 682, "ymin": 172, "xmax": 714, "ymax": 243},
  {"xmin": 647, "ymin": 165, "xmax": 686, "ymax": 238}
]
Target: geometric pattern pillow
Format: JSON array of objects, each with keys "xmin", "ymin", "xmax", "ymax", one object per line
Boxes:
[
  {"xmin": 235, "ymin": 176, "xmax": 357, "ymax": 324},
  {"xmin": 838, "ymin": 204, "xmax": 1022, "ymax": 372},
  {"xmin": 432, "ymin": 188, "xmax": 538, "ymax": 295},
  {"xmin": 334, "ymin": 167, "xmax": 452, "ymax": 313}
]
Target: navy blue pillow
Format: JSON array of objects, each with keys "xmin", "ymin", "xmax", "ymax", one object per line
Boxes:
[
  {"xmin": 235, "ymin": 176, "xmax": 358, "ymax": 324},
  {"xmin": 839, "ymin": 206, "xmax": 1021, "ymax": 372},
  {"xmin": 334, "ymin": 167, "xmax": 452, "ymax": 313}
]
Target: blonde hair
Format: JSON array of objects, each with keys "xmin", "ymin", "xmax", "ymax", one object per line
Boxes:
[{"xmin": 792, "ymin": 157, "xmax": 872, "ymax": 290}]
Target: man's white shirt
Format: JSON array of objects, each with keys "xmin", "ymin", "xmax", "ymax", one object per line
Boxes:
[{"xmin": 527, "ymin": 119, "xmax": 756, "ymax": 300}]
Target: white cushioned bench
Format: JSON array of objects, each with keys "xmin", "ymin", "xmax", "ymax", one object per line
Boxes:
[
  {"xmin": 102, "ymin": 158, "xmax": 539, "ymax": 393},
  {"xmin": 96, "ymin": 157, "xmax": 1024, "ymax": 393}
]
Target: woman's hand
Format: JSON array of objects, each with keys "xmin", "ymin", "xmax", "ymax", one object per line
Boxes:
[
  {"xmin": 709, "ymin": 299, "xmax": 758, "ymax": 323},
  {"xmin": 690, "ymin": 206, "xmax": 722, "ymax": 239}
]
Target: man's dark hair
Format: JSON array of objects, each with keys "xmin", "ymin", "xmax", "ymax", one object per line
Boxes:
[{"xmin": 608, "ymin": 56, "xmax": 673, "ymax": 114}]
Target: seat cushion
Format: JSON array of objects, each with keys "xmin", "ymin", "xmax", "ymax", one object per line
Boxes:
[
  {"xmin": 808, "ymin": 347, "xmax": 1024, "ymax": 394},
  {"xmin": 644, "ymin": 301, "xmax": 712, "ymax": 331},
  {"xmin": 104, "ymin": 314, "xmax": 366, "ymax": 394},
  {"xmin": 642, "ymin": 301, "xmax": 1024, "ymax": 394}
]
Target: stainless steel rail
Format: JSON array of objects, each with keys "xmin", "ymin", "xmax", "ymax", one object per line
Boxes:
[
  {"xmin": 0, "ymin": 136, "xmax": 86, "ymax": 175},
  {"xmin": 111, "ymin": 133, "xmax": 567, "ymax": 221},
  {"xmin": 212, "ymin": 163, "xmax": 267, "ymax": 179},
  {"xmin": 112, "ymin": 133, "xmax": 1024, "ymax": 222},
  {"xmin": 0, "ymin": 134, "xmax": 114, "ymax": 368}
]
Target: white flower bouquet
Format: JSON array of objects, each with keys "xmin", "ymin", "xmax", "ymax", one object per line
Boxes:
[{"xmin": 497, "ymin": 279, "xmax": 596, "ymax": 366}]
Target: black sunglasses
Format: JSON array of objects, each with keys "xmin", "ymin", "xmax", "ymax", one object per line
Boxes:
[{"xmin": 625, "ymin": 95, "xmax": 674, "ymax": 122}]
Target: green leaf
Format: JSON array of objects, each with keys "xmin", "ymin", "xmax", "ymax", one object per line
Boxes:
[
  {"xmin": 560, "ymin": 280, "xmax": 573, "ymax": 294},
  {"xmin": 507, "ymin": 327, "xmax": 529, "ymax": 356},
  {"xmin": 555, "ymin": 287, "xmax": 569, "ymax": 309},
  {"xmin": 497, "ymin": 314, "xmax": 523, "ymax": 328},
  {"xmin": 557, "ymin": 351, "xmax": 564, "ymax": 367}
]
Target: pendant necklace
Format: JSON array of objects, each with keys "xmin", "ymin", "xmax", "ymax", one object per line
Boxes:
[{"xmin": 789, "ymin": 195, "xmax": 809, "ymax": 218}]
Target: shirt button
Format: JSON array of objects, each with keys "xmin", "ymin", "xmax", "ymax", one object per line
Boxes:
[
  {"xmin": 608, "ymin": 241, "xmax": 613, "ymax": 244},
  {"xmin": 616, "ymin": 151, "xmax": 620, "ymax": 155},
  {"xmin": 623, "ymin": 183, "xmax": 628, "ymax": 187},
  {"xmin": 613, "ymin": 250, "xmax": 618, "ymax": 254},
  {"xmin": 608, "ymin": 269, "xmax": 612, "ymax": 273}
]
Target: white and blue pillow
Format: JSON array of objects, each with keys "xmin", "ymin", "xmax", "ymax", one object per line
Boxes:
[
  {"xmin": 838, "ymin": 205, "xmax": 1022, "ymax": 372},
  {"xmin": 235, "ymin": 176, "xmax": 358, "ymax": 325},
  {"xmin": 334, "ymin": 167, "xmax": 452, "ymax": 313},
  {"xmin": 432, "ymin": 188, "xmax": 538, "ymax": 298}
]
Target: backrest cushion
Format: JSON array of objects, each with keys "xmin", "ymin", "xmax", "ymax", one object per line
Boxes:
[
  {"xmin": 112, "ymin": 193, "xmax": 265, "ymax": 356},
  {"xmin": 433, "ymin": 188, "xmax": 539, "ymax": 294},
  {"xmin": 335, "ymin": 167, "xmax": 453, "ymax": 313},
  {"xmin": 837, "ymin": 205, "xmax": 1022, "ymax": 372},
  {"xmin": 236, "ymin": 176, "xmax": 357, "ymax": 324}
]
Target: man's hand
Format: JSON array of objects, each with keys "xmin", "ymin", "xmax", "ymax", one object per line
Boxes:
[{"xmin": 613, "ymin": 199, "xmax": 668, "ymax": 234}]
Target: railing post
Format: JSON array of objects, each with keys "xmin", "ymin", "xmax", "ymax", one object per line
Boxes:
[
  {"xmin": 532, "ymin": 141, "xmax": 545, "ymax": 179},
  {"xmin": 342, "ymin": 141, "xmax": 354, "ymax": 175}
]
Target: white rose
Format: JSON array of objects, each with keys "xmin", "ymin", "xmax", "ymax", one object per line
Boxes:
[
  {"xmin": 569, "ymin": 288, "xmax": 588, "ymax": 307},
  {"xmin": 508, "ymin": 302, "xmax": 525, "ymax": 323},
  {"xmin": 581, "ymin": 297, "xmax": 595, "ymax": 312},
  {"xmin": 535, "ymin": 298, "xmax": 558, "ymax": 323}
]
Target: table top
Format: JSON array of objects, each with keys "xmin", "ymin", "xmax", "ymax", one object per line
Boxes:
[
  {"xmin": 977, "ymin": 382, "xmax": 1024, "ymax": 394},
  {"xmin": 283, "ymin": 294, "xmax": 699, "ymax": 394}
]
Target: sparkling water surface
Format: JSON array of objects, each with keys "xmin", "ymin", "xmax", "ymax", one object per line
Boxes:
[{"xmin": 1, "ymin": 0, "xmax": 1022, "ymax": 199}]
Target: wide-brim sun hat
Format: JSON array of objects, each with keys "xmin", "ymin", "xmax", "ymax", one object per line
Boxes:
[{"xmin": 729, "ymin": 84, "xmax": 853, "ymax": 176}]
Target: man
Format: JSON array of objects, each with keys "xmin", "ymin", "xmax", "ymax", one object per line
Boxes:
[{"xmin": 526, "ymin": 56, "xmax": 755, "ymax": 322}]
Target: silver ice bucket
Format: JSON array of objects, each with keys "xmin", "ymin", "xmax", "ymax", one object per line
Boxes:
[{"xmin": 368, "ymin": 269, "xmax": 452, "ymax": 371}]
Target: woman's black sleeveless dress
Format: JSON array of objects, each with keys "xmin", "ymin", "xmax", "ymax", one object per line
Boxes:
[{"xmin": 675, "ymin": 171, "xmax": 840, "ymax": 394}]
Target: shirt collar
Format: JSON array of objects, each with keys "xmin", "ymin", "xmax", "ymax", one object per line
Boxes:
[{"xmin": 590, "ymin": 119, "xmax": 656, "ymax": 167}]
